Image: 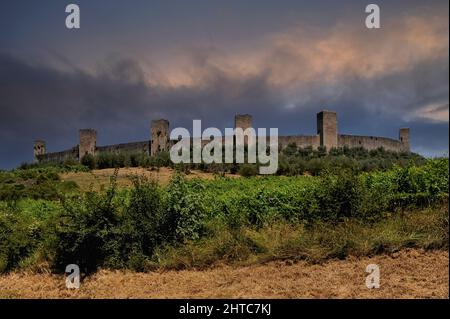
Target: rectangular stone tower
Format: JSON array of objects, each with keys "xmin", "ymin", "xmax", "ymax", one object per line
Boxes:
[
  {"xmin": 33, "ymin": 140, "xmax": 46, "ymax": 163},
  {"xmin": 235, "ymin": 114, "xmax": 253, "ymax": 146},
  {"xmin": 151, "ymin": 119, "xmax": 170, "ymax": 156},
  {"xmin": 79, "ymin": 129, "xmax": 97, "ymax": 161},
  {"xmin": 234, "ymin": 114, "xmax": 252, "ymax": 131},
  {"xmin": 317, "ymin": 110, "xmax": 338, "ymax": 150},
  {"xmin": 399, "ymin": 128, "xmax": 410, "ymax": 152}
]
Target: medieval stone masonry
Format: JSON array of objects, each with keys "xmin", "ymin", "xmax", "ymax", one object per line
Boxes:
[{"xmin": 34, "ymin": 110, "xmax": 410, "ymax": 163}]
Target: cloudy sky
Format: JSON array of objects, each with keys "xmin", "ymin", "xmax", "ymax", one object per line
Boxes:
[{"xmin": 0, "ymin": 0, "xmax": 448, "ymax": 169}]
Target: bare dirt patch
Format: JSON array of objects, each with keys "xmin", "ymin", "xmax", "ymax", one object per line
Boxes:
[{"xmin": 0, "ymin": 249, "xmax": 447, "ymax": 299}]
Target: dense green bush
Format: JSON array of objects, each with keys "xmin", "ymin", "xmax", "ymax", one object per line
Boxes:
[
  {"xmin": 118, "ymin": 177, "xmax": 166, "ymax": 270},
  {"xmin": 0, "ymin": 210, "xmax": 36, "ymax": 272},
  {"xmin": 48, "ymin": 172, "xmax": 207, "ymax": 273},
  {"xmin": 79, "ymin": 151, "xmax": 172, "ymax": 170},
  {"xmin": 0, "ymin": 199, "xmax": 58, "ymax": 273},
  {"xmin": 238, "ymin": 164, "xmax": 258, "ymax": 177},
  {"xmin": 315, "ymin": 169, "xmax": 361, "ymax": 221},
  {"xmin": 81, "ymin": 154, "xmax": 95, "ymax": 170},
  {"xmin": 165, "ymin": 174, "xmax": 206, "ymax": 241},
  {"xmin": 52, "ymin": 175, "xmax": 121, "ymax": 273}
]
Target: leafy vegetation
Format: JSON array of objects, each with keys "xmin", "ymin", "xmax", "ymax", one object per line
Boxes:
[
  {"xmin": 0, "ymin": 158, "xmax": 447, "ymax": 274},
  {"xmin": 156, "ymin": 206, "xmax": 448, "ymax": 269},
  {"xmin": 81, "ymin": 152, "xmax": 172, "ymax": 170},
  {"xmin": 52, "ymin": 145, "xmax": 426, "ymax": 177},
  {"xmin": 0, "ymin": 167, "xmax": 79, "ymax": 201},
  {"xmin": 277, "ymin": 145, "xmax": 425, "ymax": 176}
]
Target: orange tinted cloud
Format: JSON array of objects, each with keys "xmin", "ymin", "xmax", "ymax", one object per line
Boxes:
[{"xmin": 161, "ymin": 9, "xmax": 448, "ymax": 94}]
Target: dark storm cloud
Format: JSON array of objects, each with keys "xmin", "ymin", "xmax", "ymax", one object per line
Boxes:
[
  {"xmin": 0, "ymin": 51, "xmax": 284, "ymax": 168},
  {"xmin": 1, "ymin": 41, "xmax": 448, "ymax": 170},
  {"xmin": 0, "ymin": 1, "xmax": 448, "ymax": 169}
]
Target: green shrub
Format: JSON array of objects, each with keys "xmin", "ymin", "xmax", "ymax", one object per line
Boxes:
[
  {"xmin": 238, "ymin": 164, "xmax": 258, "ymax": 177},
  {"xmin": 95, "ymin": 153, "xmax": 113, "ymax": 169},
  {"xmin": 119, "ymin": 176, "xmax": 165, "ymax": 269},
  {"xmin": 0, "ymin": 206, "xmax": 51, "ymax": 273},
  {"xmin": 81, "ymin": 154, "xmax": 96, "ymax": 170},
  {"xmin": 50, "ymin": 172, "xmax": 207, "ymax": 272},
  {"xmin": 165, "ymin": 174, "xmax": 206, "ymax": 241},
  {"xmin": 52, "ymin": 173, "xmax": 121, "ymax": 273},
  {"xmin": 315, "ymin": 169, "xmax": 362, "ymax": 221}
]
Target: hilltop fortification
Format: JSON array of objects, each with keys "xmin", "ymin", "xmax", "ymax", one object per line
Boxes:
[{"xmin": 34, "ymin": 110, "xmax": 410, "ymax": 163}]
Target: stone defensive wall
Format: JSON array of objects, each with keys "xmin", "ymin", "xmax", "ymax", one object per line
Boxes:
[
  {"xmin": 96, "ymin": 141, "xmax": 150, "ymax": 156},
  {"xmin": 36, "ymin": 146, "xmax": 79, "ymax": 163},
  {"xmin": 278, "ymin": 135, "xmax": 320, "ymax": 149},
  {"xmin": 337, "ymin": 134, "xmax": 406, "ymax": 152},
  {"xmin": 33, "ymin": 110, "xmax": 410, "ymax": 163}
]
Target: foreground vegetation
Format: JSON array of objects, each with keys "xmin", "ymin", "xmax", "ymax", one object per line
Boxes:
[
  {"xmin": 0, "ymin": 157, "xmax": 447, "ymax": 274},
  {"xmin": 156, "ymin": 207, "xmax": 448, "ymax": 269}
]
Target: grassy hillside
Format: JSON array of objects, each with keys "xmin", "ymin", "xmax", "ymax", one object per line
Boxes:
[{"xmin": 0, "ymin": 158, "xmax": 447, "ymax": 274}]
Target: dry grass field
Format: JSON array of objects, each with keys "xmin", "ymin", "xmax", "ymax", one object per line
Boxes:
[{"xmin": 0, "ymin": 249, "xmax": 447, "ymax": 299}]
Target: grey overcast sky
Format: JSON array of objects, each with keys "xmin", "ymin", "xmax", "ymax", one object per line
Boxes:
[{"xmin": 0, "ymin": 0, "xmax": 448, "ymax": 169}]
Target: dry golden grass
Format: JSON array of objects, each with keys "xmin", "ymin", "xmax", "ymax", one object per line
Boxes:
[
  {"xmin": 0, "ymin": 249, "xmax": 447, "ymax": 299},
  {"xmin": 60, "ymin": 167, "xmax": 239, "ymax": 190}
]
